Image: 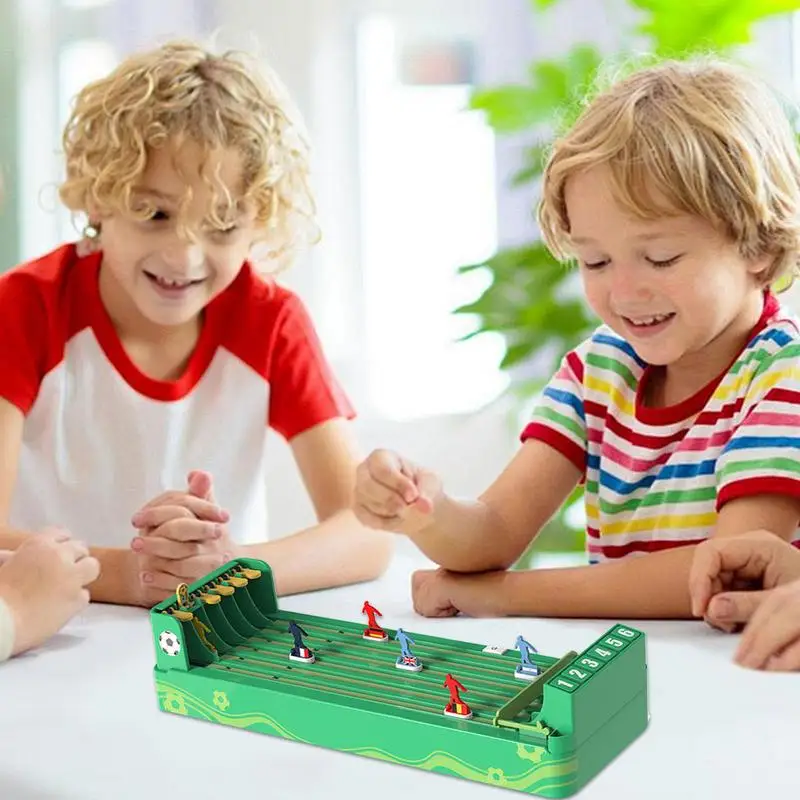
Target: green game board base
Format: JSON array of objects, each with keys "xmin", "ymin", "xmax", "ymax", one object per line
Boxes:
[
  {"xmin": 569, "ymin": 689, "xmax": 648, "ymax": 794},
  {"xmin": 155, "ymin": 668, "xmax": 578, "ymax": 795},
  {"xmin": 155, "ymin": 671, "xmax": 647, "ymax": 797},
  {"xmin": 150, "ymin": 559, "xmax": 650, "ymax": 798}
]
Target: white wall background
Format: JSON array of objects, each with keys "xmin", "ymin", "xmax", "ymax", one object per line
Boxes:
[{"xmin": 11, "ymin": 0, "xmax": 800, "ymax": 541}]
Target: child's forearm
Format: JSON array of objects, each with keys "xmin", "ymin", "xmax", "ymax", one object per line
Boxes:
[
  {"xmin": 88, "ymin": 547, "xmax": 142, "ymax": 605},
  {"xmin": 495, "ymin": 545, "xmax": 697, "ymax": 619},
  {"xmin": 0, "ymin": 526, "xmax": 138, "ymax": 606},
  {"xmin": 241, "ymin": 509, "xmax": 394, "ymax": 596},
  {"xmin": 409, "ymin": 497, "xmax": 518, "ymax": 573},
  {"xmin": 0, "ymin": 527, "xmax": 28, "ymax": 551}
]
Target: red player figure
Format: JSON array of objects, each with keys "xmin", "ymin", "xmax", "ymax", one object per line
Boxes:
[
  {"xmin": 361, "ymin": 601, "xmax": 388, "ymax": 641},
  {"xmin": 443, "ymin": 673, "xmax": 472, "ymax": 719}
]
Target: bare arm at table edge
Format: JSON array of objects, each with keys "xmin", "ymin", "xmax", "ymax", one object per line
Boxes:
[
  {"xmin": 0, "ymin": 397, "xmax": 139, "ymax": 605},
  {"xmin": 407, "ymin": 440, "xmax": 583, "ymax": 572}
]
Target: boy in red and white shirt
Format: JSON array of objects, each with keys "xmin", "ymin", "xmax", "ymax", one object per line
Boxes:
[{"xmin": 0, "ymin": 41, "xmax": 392, "ymax": 609}]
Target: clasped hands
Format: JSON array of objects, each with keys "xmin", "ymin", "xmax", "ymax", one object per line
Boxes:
[{"xmin": 129, "ymin": 470, "xmax": 239, "ymax": 606}]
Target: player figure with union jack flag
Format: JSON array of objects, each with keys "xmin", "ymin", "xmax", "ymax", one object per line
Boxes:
[{"xmin": 394, "ymin": 627, "xmax": 423, "ymax": 672}]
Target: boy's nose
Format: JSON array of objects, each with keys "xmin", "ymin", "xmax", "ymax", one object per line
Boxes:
[
  {"xmin": 162, "ymin": 242, "xmax": 205, "ymax": 272},
  {"xmin": 609, "ymin": 264, "xmax": 653, "ymax": 302}
]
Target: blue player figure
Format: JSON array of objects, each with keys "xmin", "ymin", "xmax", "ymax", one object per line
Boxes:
[
  {"xmin": 394, "ymin": 628, "xmax": 423, "ymax": 672},
  {"xmin": 514, "ymin": 635, "xmax": 539, "ymax": 681},
  {"xmin": 288, "ymin": 620, "xmax": 315, "ymax": 664}
]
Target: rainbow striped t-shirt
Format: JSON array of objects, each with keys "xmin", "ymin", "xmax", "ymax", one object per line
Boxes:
[{"xmin": 522, "ymin": 292, "xmax": 800, "ymax": 563}]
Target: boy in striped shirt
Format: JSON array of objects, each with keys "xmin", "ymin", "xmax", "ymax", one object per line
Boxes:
[{"xmin": 353, "ymin": 58, "xmax": 800, "ymax": 621}]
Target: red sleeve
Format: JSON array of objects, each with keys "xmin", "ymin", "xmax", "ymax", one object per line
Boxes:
[
  {"xmin": 0, "ymin": 270, "xmax": 50, "ymax": 414},
  {"xmin": 267, "ymin": 294, "xmax": 355, "ymax": 440}
]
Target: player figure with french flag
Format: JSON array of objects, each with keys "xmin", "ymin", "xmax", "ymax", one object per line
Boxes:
[{"xmin": 288, "ymin": 620, "xmax": 315, "ymax": 663}]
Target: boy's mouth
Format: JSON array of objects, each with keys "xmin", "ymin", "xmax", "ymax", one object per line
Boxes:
[
  {"xmin": 623, "ymin": 312, "xmax": 675, "ymax": 328},
  {"xmin": 620, "ymin": 312, "xmax": 676, "ymax": 338},
  {"xmin": 143, "ymin": 271, "xmax": 206, "ymax": 290}
]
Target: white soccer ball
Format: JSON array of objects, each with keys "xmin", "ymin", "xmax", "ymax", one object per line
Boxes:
[{"xmin": 159, "ymin": 630, "xmax": 182, "ymax": 657}]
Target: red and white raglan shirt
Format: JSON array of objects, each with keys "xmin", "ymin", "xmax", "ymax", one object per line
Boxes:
[{"xmin": 0, "ymin": 244, "xmax": 355, "ymax": 549}]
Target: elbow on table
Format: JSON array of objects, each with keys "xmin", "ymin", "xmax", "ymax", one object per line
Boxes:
[{"xmin": 433, "ymin": 550, "xmax": 518, "ymax": 574}]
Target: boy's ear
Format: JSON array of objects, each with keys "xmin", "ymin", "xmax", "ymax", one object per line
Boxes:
[
  {"xmin": 75, "ymin": 237, "xmax": 101, "ymax": 257},
  {"xmin": 747, "ymin": 250, "xmax": 778, "ymax": 285},
  {"xmin": 75, "ymin": 215, "xmax": 102, "ymax": 257}
]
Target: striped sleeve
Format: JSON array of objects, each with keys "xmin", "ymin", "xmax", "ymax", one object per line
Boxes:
[
  {"xmin": 520, "ymin": 347, "xmax": 587, "ymax": 473},
  {"xmin": 716, "ymin": 351, "xmax": 800, "ymax": 509}
]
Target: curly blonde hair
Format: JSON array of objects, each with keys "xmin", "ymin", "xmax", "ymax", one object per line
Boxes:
[
  {"xmin": 59, "ymin": 39, "xmax": 318, "ymax": 268},
  {"xmin": 538, "ymin": 57, "xmax": 800, "ymax": 285}
]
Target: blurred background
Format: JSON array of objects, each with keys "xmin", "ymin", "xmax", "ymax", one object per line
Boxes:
[{"xmin": 3, "ymin": 0, "xmax": 800, "ymax": 564}]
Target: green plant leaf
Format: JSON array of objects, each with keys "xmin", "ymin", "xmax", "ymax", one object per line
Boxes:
[
  {"xmin": 562, "ymin": 44, "xmax": 604, "ymax": 96},
  {"xmin": 533, "ymin": 45, "xmax": 605, "ymax": 134},
  {"xmin": 470, "ymin": 85, "xmax": 553, "ymax": 133},
  {"xmin": 470, "ymin": 42, "xmax": 604, "ymax": 136},
  {"xmin": 455, "ymin": 242, "xmax": 557, "ymax": 279},
  {"xmin": 510, "ymin": 161, "xmax": 544, "ymax": 186},
  {"xmin": 530, "ymin": 0, "xmax": 562, "ymax": 9},
  {"xmin": 526, "ymin": 60, "xmax": 569, "ymax": 100},
  {"xmin": 630, "ymin": 0, "xmax": 800, "ymax": 54},
  {"xmin": 509, "ymin": 146, "xmax": 548, "ymax": 188},
  {"xmin": 500, "ymin": 338, "xmax": 544, "ymax": 369}
]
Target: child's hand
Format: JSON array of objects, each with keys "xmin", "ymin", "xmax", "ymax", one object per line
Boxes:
[
  {"xmin": 0, "ymin": 528, "xmax": 100, "ymax": 655},
  {"xmin": 130, "ymin": 471, "xmax": 238, "ymax": 593},
  {"xmin": 410, "ymin": 569, "xmax": 459, "ymax": 617},
  {"xmin": 689, "ymin": 530, "xmax": 800, "ymax": 631},
  {"xmin": 411, "ymin": 568, "xmax": 508, "ymax": 618},
  {"xmin": 354, "ymin": 449, "xmax": 443, "ymax": 536},
  {"xmin": 734, "ymin": 580, "xmax": 800, "ymax": 671}
]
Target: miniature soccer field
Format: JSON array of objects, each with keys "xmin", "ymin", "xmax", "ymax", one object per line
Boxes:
[{"xmin": 150, "ymin": 558, "xmax": 649, "ymax": 797}]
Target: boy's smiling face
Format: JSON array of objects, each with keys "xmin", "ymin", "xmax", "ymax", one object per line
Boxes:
[
  {"xmin": 564, "ymin": 165, "xmax": 770, "ymax": 380},
  {"xmin": 95, "ymin": 139, "xmax": 259, "ymax": 331}
]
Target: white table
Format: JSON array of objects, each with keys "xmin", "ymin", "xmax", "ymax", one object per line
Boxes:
[{"xmin": 0, "ymin": 551, "xmax": 796, "ymax": 800}]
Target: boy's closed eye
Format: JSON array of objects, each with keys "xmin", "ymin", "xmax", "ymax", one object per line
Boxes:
[
  {"xmin": 204, "ymin": 224, "xmax": 241, "ymax": 243},
  {"xmin": 580, "ymin": 254, "xmax": 683, "ymax": 269},
  {"xmin": 645, "ymin": 254, "xmax": 683, "ymax": 267}
]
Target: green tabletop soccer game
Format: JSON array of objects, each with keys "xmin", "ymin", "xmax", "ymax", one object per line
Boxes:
[{"xmin": 150, "ymin": 558, "xmax": 649, "ymax": 797}]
